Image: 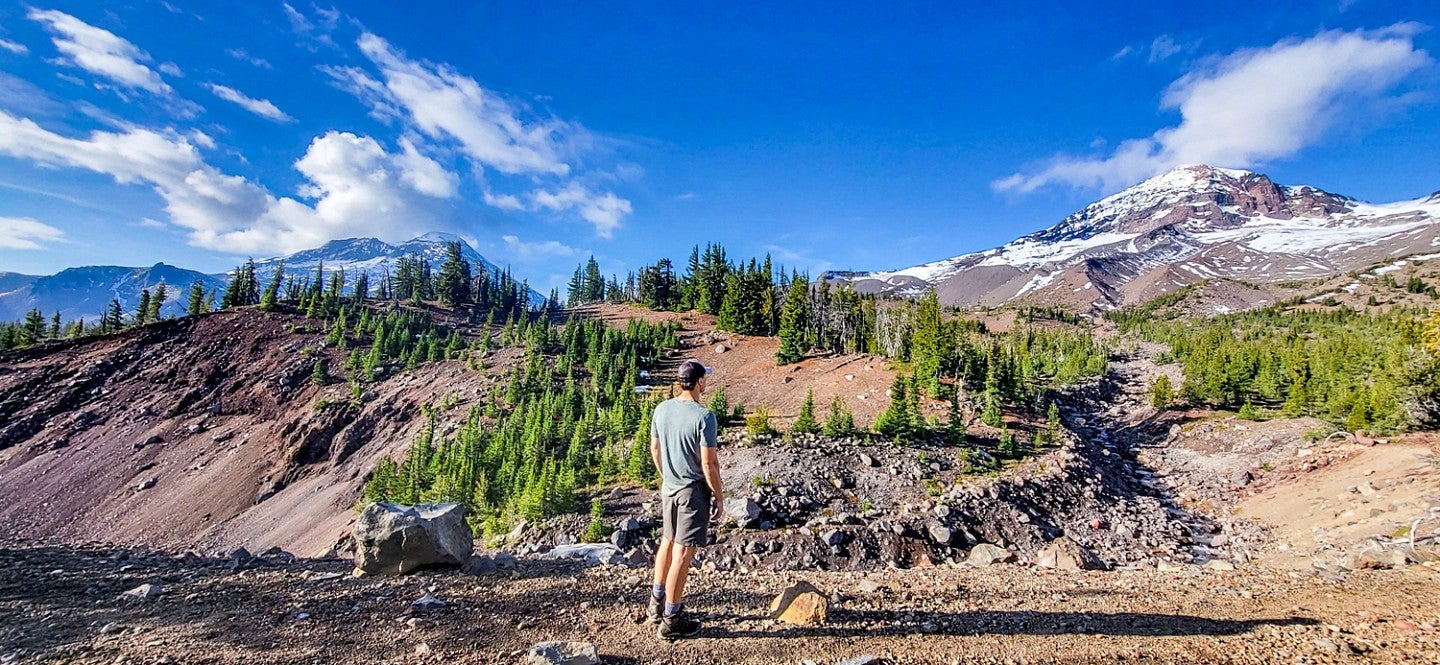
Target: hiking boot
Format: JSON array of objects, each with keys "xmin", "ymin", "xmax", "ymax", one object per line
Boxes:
[
  {"xmin": 656, "ymin": 610, "xmax": 702, "ymax": 640},
  {"xmin": 645, "ymin": 595, "xmax": 664, "ymax": 624}
]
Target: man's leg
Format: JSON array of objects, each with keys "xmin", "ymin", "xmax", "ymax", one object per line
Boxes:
[
  {"xmin": 653, "ymin": 537, "xmax": 674, "ymax": 587},
  {"xmin": 663, "ymin": 543, "xmax": 698, "ymax": 608}
]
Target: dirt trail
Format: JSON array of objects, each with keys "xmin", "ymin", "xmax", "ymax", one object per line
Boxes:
[{"xmin": 2, "ymin": 545, "xmax": 1437, "ymax": 664}]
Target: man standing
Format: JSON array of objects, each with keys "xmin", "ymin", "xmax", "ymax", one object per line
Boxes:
[{"xmin": 647, "ymin": 359, "xmax": 723, "ymax": 640}]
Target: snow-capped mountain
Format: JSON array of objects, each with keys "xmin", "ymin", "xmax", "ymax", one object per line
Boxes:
[
  {"xmin": 829, "ymin": 165, "xmax": 1440, "ymax": 309},
  {"xmin": 243, "ymin": 232, "xmax": 543, "ymax": 303},
  {"xmin": 0, "ymin": 264, "xmax": 227, "ymax": 323},
  {"xmin": 2, "ymin": 233, "xmax": 543, "ymax": 325}
]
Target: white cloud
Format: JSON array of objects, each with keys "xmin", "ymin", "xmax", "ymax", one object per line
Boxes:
[
  {"xmin": 205, "ymin": 83, "xmax": 294, "ymax": 123},
  {"xmin": 157, "ymin": 62, "xmax": 183, "ymax": 77},
  {"xmin": 226, "ymin": 48, "xmax": 272, "ymax": 69},
  {"xmin": 673, "ymin": 192, "xmax": 699, "ymax": 201},
  {"xmin": 1109, "ymin": 45, "xmax": 1134, "ymax": 61},
  {"xmin": 0, "ymin": 38, "xmax": 27, "ymax": 55},
  {"xmin": 531, "ymin": 183, "xmax": 631, "ymax": 238},
  {"xmin": 324, "ymin": 31, "xmax": 634, "ymax": 236},
  {"xmin": 0, "ymin": 217, "xmax": 66, "ymax": 250},
  {"xmin": 501, "ymin": 234, "xmax": 580, "ymax": 261},
  {"xmin": 996, "ymin": 25, "xmax": 1433, "ymax": 194},
  {"xmin": 0, "ymin": 111, "xmax": 457, "ymax": 255},
  {"xmin": 27, "ymin": 9, "xmax": 171, "ymax": 94},
  {"xmin": 353, "ymin": 32, "xmax": 573, "ymax": 176}
]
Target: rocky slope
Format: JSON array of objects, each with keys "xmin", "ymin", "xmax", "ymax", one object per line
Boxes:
[{"xmin": 831, "ymin": 165, "xmax": 1440, "ymax": 310}]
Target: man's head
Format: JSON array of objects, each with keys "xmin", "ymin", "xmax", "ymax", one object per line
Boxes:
[{"xmin": 677, "ymin": 359, "xmax": 711, "ymax": 395}]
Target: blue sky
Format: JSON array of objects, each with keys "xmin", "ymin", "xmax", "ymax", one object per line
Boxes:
[{"xmin": 0, "ymin": 1, "xmax": 1437, "ymax": 292}]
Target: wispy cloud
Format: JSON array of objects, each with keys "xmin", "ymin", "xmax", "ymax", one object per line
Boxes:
[
  {"xmin": 997, "ymin": 25, "xmax": 1433, "ymax": 194},
  {"xmin": 226, "ymin": 48, "xmax": 272, "ymax": 69},
  {"xmin": 0, "ymin": 38, "xmax": 28, "ymax": 55},
  {"xmin": 673, "ymin": 192, "xmax": 699, "ymax": 201},
  {"xmin": 501, "ymin": 234, "xmax": 580, "ymax": 261},
  {"xmin": 0, "ymin": 217, "xmax": 67, "ymax": 250},
  {"xmin": 205, "ymin": 83, "xmax": 294, "ymax": 122},
  {"xmin": 27, "ymin": 8, "xmax": 171, "ymax": 94}
]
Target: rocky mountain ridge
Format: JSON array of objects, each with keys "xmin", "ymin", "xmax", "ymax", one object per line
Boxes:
[
  {"xmin": 0, "ymin": 234, "xmax": 538, "ymax": 323},
  {"xmin": 830, "ymin": 165, "xmax": 1440, "ymax": 309}
]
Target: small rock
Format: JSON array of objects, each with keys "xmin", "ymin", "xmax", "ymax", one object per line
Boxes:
[
  {"xmin": 1231, "ymin": 469, "xmax": 1253, "ymax": 486},
  {"xmin": 526, "ymin": 641, "xmax": 599, "ymax": 665},
  {"xmin": 927, "ymin": 523, "xmax": 953, "ymax": 545},
  {"xmin": 967, "ymin": 544, "xmax": 1014, "ymax": 567},
  {"xmin": 415, "ymin": 643, "xmax": 433, "ymax": 656},
  {"xmin": 461, "ymin": 554, "xmax": 496, "ymax": 576},
  {"xmin": 136, "ymin": 478, "xmax": 157, "ymax": 491},
  {"xmin": 859, "ymin": 453, "xmax": 876, "ymax": 467},
  {"xmin": 856, "ymin": 579, "xmax": 883, "ymax": 594},
  {"xmin": 838, "ymin": 657, "xmax": 887, "ymax": 665},
  {"xmin": 1203, "ymin": 560, "xmax": 1235, "ymax": 571},
  {"xmin": 411, "ymin": 593, "xmax": 447, "ymax": 611},
  {"xmin": 769, "ymin": 581, "xmax": 829, "ymax": 626},
  {"xmin": 121, "ymin": 583, "xmax": 161, "ymax": 602},
  {"xmin": 822, "ymin": 529, "xmax": 848, "ymax": 547},
  {"xmin": 99, "ymin": 622, "xmax": 123, "ymax": 635},
  {"xmin": 1035, "ymin": 537, "xmax": 1104, "ymax": 571}
]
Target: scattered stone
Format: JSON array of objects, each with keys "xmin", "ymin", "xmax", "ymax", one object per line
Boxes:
[
  {"xmin": 1231, "ymin": 469, "xmax": 1253, "ymax": 486},
  {"xmin": 769, "ymin": 581, "xmax": 829, "ymax": 626},
  {"xmin": 99, "ymin": 622, "xmax": 123, "ymax": 635},
  {"xmin": 120, "ymin": 583, "xmax": 161, "ymax": 602},
  {"xmin": 856, "ymin": 579, "xmax": 883, "ymax": 594},
  {"xmin": 352, "ymin": 502, "xmax": 474, "ymax": 576},
  {"xmin": 927, "ymin": 523, "xmax": 953, "ymax": 546},
  {"xmin": 838, "ymin": 657, "xmax": 887, "ymax": 665},
  {"xmin": 226, "ymin": 548, "xmax": 255, "ymax": 570},
  {"xmin": 461, "ymin": 554, "xmax": 497, "ymax": 576},
  {"xmin": 822, "ymin": 529, "xmax": 848, "ymax": 547},
  {"xmin": 1203, "ymin": 560, "xmax": 1236, "ymax": 571},
  {"xmin": 859, "ymin": 453, "xmax": 876, "ymax": 467},
  {"xmin": 967, "ymin": 544, "xmax": 1014, "ymax": 567},
  {"xmin": 136, "ymin": 478, "xmax": 157, "ymax": 491},
  {"xmin": 726, "ymin": 498, "xmax": 762, "ymax": 525},
  {"xmin": 541, "ymin": 544, "xmax": 623, "ymax": 566},
  {"xmin": 1035, "ymin": 537, "xmax": 1104, "ymax": 571},
  {"xmin": 526, "ymin": 641, "xmax": 600, "ymax": 665},
  {"xmin": 414, "ymin": 643, "xmax": 433, "ymax": 656},
  {"xmin": 493, "ymin": 552, "xmax": 518, "ymax": 569},
  {"xmin": 411, "ymin": 593, "xmax": 447, "ymax": 612}
]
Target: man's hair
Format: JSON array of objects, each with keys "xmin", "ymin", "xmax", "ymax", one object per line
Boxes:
[{"xmin": 677, "ymin": 359, "xmax": 708, "ymax": 389}]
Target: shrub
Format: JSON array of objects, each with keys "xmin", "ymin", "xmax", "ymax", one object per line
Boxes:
[{"xmin": 746, "ymin": 405, "xmax": 773, "ymax": 437}]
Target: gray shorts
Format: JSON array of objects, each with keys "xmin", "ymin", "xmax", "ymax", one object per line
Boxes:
[{"xmin": 661, "ymin": 484, "xmax": 712, "ymax": 547}]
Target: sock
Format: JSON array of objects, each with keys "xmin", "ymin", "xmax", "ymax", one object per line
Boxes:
[
  {"xmin": 651, "ymin": 584, "xmax": 666, "ymax": 600},
  {"xmin": 664, "ymin": 602, "xmax": 683, "ymax": 617}
]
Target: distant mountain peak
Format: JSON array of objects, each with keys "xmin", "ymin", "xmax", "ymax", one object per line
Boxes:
[
  {"xmin": 411, "ymin": 231, "xmax": 466, "ymax": 244},
  {"xmin": 831, "ymin": 167, "xmax": 1440, "ymax": 311}
]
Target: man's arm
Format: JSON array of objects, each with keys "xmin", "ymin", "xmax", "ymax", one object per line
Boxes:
[
  {"xmin": 702, "ymin": 446, "xmax": 723, "ymax": 517},
  {"xmin": 701, "ymin": 412, "xmax": 723, "ymax": 517},
  {"xmin": 650, "ymin": 435, "xmax": 661, "ymax": 476}
]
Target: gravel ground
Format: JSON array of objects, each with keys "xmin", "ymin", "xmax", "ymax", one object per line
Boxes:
[{"xmin": 2, "ymin": 545, "xmax": 1437, "ymax": 665}]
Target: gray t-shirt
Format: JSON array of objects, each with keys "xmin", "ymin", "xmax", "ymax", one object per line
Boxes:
[{"xmin": 651, "ymin": 398, "xmax": 719, "ymax": 496}]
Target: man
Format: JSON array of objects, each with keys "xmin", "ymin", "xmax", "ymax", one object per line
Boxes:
[{"xmin": 646, "ymin": 359, "xmax": 724, "ymax": 640}]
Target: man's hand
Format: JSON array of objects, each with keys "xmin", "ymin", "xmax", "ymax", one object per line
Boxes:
[{"xmin": 711, "ymin": 494, "xmax": 725, "ymax": 522}]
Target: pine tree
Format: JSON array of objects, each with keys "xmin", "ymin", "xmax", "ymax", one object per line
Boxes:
[
  {"xmin": 20, "ymin": 308, "xmax": 44, "ymax": 345},
  {"xmin": 104, "ymin": 299, "xmax": 123, "ymax": 333},
  {"xmin": 980, "ymin": 358, "xmax": 1004, "ymax": 427},
  {"xmin": 48, "ymin": 311, "xmax": 60, "ymax": 339},
  {"xmin": 436, "ymin": 241, "xmax": 473, "ymax": 307},
  {"xmin": 149, "ymin": 283, "xmax": 168, "ymax": 322},
  {"xmin": 823, "ymin": 395, "xmax": 855, "ymax": 437},
  {"xmin": 708, "ymin": 385, "xmax": 729, "ymax": 425},
  {"xmin": 187, "ymin": 281, "xmax": 208, "ymax": 317},
  {"xmin": 874, "ymin": 373, "xmax": 913, "ymax": 441},
  {"xmin": 791, "ymin": 389, "xmax": 819, "ymax": 435},
  {"xmin": 135, "ymin": 289, "xmax": 152, "ymax": 326},
  {"xmin": 912, "ymin": 290, "xmax": 944, "ymax": 396},
  {"xmin": 1149, "ymin": 375, "xmax": 1174, "ymax": 408},
  {"xmin": 775, "ymin": 274, "xmax": 809, "ymax": 365},
  {"xmin": 944, "ymin": 391, "xmax": 967, "ymax": 445},
  {"xmin": 260, "ymin": 260, "xmax": 284, "ymax": 311},
  {"xmin": 312, "ymin": 358, "xmax": 331, "ymax": 385}
]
